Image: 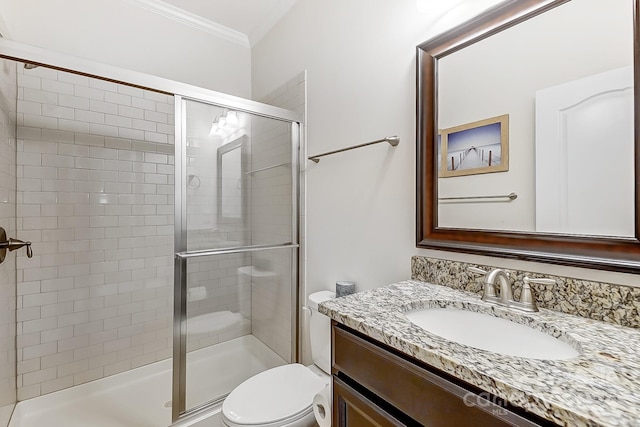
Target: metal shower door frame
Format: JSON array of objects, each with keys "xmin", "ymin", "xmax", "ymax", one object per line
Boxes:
[{"xmin": 172, "ymin": 95, "xmax": 302, "ymax": 422}]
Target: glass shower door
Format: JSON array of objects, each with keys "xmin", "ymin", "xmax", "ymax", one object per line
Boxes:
[{"xmin": 172, "ymin": 97, "xmax": 299, "ymax": 420}]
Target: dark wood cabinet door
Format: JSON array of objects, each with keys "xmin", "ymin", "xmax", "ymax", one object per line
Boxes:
[
  {"xmin": 332, "ymin": 323, "xmax": 550, "ymax": 427},
  {"xmin": 333, "ymin": 377, "xmax": 406, "ymax": 427}
]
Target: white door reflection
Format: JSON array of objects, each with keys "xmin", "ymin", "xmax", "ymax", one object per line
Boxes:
[{"xmin": 535, "ymin": 66, "xmax": 634, "ymax": 237}]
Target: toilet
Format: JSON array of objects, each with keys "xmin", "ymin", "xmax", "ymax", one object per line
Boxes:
[{"xmin": 221, "ymin": 290, "xmax": 335, "ymax": 427}]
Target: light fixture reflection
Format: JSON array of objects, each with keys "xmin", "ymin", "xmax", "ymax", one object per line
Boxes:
[
  {"xmin": 226, "ymin": 111, "xmax": 238, "ymax": 126},
  {"xmin": 209, "ymin": 109, "xmax": 242, "ymax": 137}
]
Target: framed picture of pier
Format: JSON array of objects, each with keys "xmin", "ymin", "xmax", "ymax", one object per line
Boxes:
[{"xmin": 440, "ymin": 114, "xmax": 509, "ymax": 178}]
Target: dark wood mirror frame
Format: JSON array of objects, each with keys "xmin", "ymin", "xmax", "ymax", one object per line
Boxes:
[{"xmin": 416, "ymin": 0, "xmax": 640, "ymax": 273}]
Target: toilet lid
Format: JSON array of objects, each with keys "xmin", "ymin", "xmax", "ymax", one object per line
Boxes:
[{"xmin": 222, "ymin": 364, "xmax": 328, "ymax": 426}]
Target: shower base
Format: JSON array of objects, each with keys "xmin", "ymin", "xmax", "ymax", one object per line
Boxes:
[{"xmin": 9, "ymin": 335, "xmax": 286, "ymax": 427}]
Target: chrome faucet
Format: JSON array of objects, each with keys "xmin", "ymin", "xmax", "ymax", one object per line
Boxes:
[
  {"xmin": 484, "ymin": 268, "xmax": 513, "ymax": 304},
  {"xmin": 468, "ymin": 267, "xmax": 555, "ymax": 313}
]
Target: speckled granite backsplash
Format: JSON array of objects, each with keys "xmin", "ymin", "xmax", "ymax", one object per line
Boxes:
[{"xmin": 411, "ymin": 256, "xmax": 640, "ymax": 328}]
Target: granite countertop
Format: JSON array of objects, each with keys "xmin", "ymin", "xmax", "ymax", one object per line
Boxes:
[{"xmin": 319, "ymin": 280, "xmax": 640, "ymax": 427}]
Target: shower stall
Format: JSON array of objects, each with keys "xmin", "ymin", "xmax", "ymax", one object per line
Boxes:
[{"xmin": 0, "ymin": 39, "xmax": 302, "ymax": 427}]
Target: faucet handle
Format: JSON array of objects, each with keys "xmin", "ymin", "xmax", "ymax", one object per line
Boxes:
[
  {"xmin": 519, "ymin": 279, "xmax": 538, "ymax": 311},
  {"xmin": 523, "ymin": 277, "xmax": 556, "ymax": 286},
  {"xmin": 518, "ymin": 276, "xmax": 554, "ymax": 312},
  {"xmin": 468, "ymin": 266, "xmax": 488, "ymax": 275},
  {"xmin": 0, "ymin": 227, "xmax": 33, "ymax": 264}
]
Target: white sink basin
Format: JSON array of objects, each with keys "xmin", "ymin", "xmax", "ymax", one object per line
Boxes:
[{"xmin": 404, "ymin": 308, "xmax": 580, "ymax": 360}]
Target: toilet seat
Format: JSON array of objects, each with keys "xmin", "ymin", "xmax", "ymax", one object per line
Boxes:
[{"xmin": 222, "ymin": 364, "xmax": 328, "ymax": 427}]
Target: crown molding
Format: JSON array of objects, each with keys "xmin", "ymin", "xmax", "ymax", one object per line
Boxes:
[{"xmin": 123, "ymin": 0, "xmax": 250, "ymax": 48}]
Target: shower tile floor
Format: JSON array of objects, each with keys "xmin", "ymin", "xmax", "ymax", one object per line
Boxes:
[{"xmin": 9, "ymin": 335, "xmax": 285, "ymax": 427}]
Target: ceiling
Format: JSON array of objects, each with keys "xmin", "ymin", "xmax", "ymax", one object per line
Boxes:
[{"xmin": 127, "ymin": 0, "xmax": 300, "ymax": 47}]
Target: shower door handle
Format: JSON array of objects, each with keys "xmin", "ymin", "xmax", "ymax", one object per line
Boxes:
[{"xmin": 0, "ymin": 227, "xmax": 33, "ymax": 264}]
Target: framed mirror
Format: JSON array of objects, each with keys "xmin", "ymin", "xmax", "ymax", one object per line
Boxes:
[
  {"xmin": 217, "ymin": 136, "xmax": 247, "ymax": 223},
  {"xmin": 416, "ymin": 0, "xmax": 640, "ymax": 272}
]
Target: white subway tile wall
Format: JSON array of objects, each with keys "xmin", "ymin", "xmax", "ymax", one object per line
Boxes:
[
  {"xmin": 0, "ymin": 59, "xmax": 17, "ymax": 420},
  {"xmin": 15, "ymin": 65, "xmax": 175, "ymax": 400}
]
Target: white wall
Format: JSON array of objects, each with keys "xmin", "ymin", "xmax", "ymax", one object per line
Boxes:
[
  {"xmin": 0, "ymin": 0, "xmax": 251, "ymax": 98},
  {"xmin": 252, "ymin": 0, "xmax": 640, "ymax": 295}
]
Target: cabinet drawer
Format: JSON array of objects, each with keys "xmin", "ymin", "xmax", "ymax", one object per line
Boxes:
[
  {"xmin": 333, "ymin": 376, "xmax": 406, "ymax": 427},
  {"xmin": 333, "ymin": 324, "xmax": 545, "ymax": 427}
]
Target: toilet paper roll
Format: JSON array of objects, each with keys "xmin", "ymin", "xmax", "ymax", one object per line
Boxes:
[
  {"xmin": 187, "ymin": 286, "xmax": 207, "ymax": 302},
  {"xmin": 313, "ymin": 383, "xmax": 332, "ymax": 427}
]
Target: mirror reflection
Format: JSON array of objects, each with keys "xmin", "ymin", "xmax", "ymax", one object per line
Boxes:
[
  {"xmin": 218, "ymin": 137, "xmax": 245, "ymax": 221},
  {"xmin": 436, "ymin": 0, "xmax": 634, "ymax": 237}
]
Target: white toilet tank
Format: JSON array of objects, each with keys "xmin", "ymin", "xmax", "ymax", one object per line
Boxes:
[{"xmin": 307, "ymin": 291, "xmax": 335, "ymax": 374}]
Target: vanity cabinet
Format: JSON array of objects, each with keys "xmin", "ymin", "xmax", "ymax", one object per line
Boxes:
[
  {"xmin": 331, "ymin": 322, "xmax": 552, "ymax": 427},
  {"xmin": 333, "ymin": 377, "xmax": 405, "ymax": 427}
]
